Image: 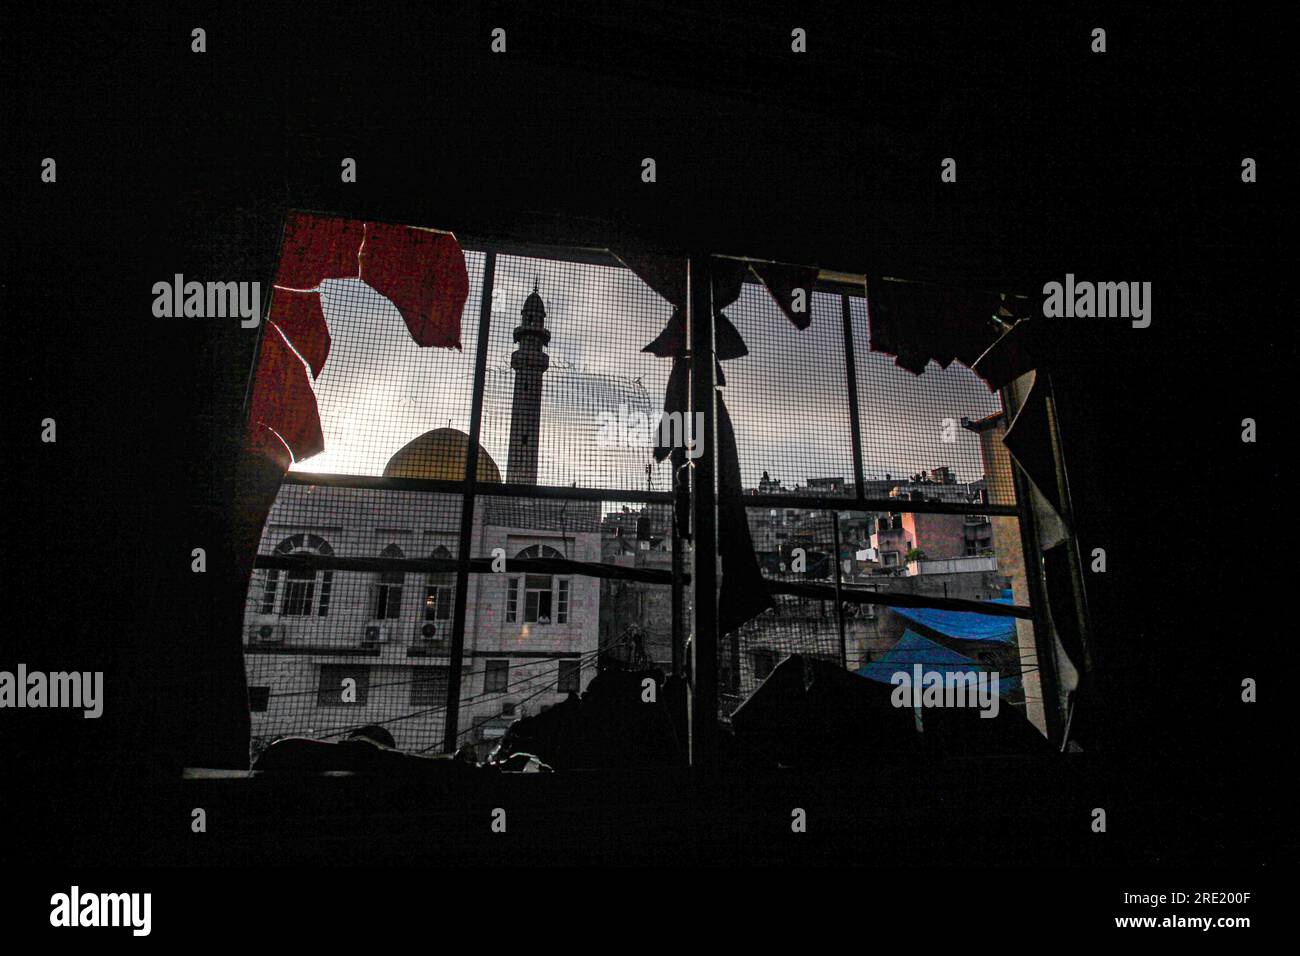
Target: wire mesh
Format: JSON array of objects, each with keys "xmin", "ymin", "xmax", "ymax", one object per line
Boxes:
[
  {"xmin": 724, "ymin": 505, "xmax": 1043, "ymax": 728},
  {"xmin": 848, "ymin": 294, "xmax": 1016, "ymax": 506},
  {"xmin": 243, "ymin": 217, "xmax": 1042, "ymax": 760},
  {"xmin": 287, "ymin": 250, "xmax": 488, "ymax": 478},
  {"xmin": 478, "ymin": 253, "xmax": 677, "ymax": 493},
  {"xmin": 243, "ymin": 483, "xmax": 464, "ymax": 757},
  {"xmin": 721, "ymin": 285, "xmax": 856, "ymax": 496},
  {"xmin": 243, "ymin": 482, "xmax": 682, "ymax": 760}
]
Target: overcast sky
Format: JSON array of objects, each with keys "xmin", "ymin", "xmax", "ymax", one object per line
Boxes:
[{"xmin": 289, "ymin": 252, "xmax": 1000, "ymax": 492}]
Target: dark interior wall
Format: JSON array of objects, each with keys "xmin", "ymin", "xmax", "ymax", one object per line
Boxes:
[{"xmin": 4, "ymin": 1, "xmax": 1280, "ymax": 779}]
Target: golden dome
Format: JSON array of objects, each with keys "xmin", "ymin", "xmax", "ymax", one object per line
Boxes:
[{"xmin": 382, "ymin": 427, "xmax": 501, "ymax": 482}]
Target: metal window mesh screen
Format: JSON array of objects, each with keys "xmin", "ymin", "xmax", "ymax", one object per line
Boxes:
[
  {"xmin": 289, "ymin": 250, "xmax": 488, "ymax": 478},
  {"xmin": 722, "ymin": 285, "xmax": 856, "ymax": 495},
  {"xmin": 849, "ymin": 294, "xmax": 1016, "ymax": 506},
  {"xmin": 243, "ymin": 484, "xmax": 679, "ymax": 761},
  {"xmin": 473, "ymin": 493, "xmax": 677, "ymax": 671},
  {"xmin": 479, "ymin": 253, "xmax": 676, "ymax": 493},
  {"xmin": 722, "ymin": 507, "xmax": 1042, "ymax": 723},
  {"xmin": 243, "ymin": 223, "xmax": 1039, "ymax": 761},
  {"xmin": 244, "ymin": 484, "xmax": 465, "ymax": 758}
]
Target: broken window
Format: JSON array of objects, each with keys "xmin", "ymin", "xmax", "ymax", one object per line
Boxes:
[{"xmin": 239, "ymin": 213, "xmax": 1068, "ymax": 761}]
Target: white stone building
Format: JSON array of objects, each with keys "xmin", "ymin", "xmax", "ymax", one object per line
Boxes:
[{"xmin": 242, "ymin": 285, "xmax": 602, "ymax": 759}]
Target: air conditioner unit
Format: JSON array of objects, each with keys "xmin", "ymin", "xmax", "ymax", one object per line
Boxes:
[
  {"xmin": 363, "ymin": 623, "xmax": 395, "ymax": 646},
  {"xmin": 251, "ymin": 623, "xmax": 285, "ymax": 645},
  {"xmin": 418, "ymin": 622, "xmax": 445, "ymax": 644}
]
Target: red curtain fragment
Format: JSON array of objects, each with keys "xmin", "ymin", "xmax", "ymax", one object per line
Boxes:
[
  {"xmin": 267, "ymin": 287, "xmax": 331, "ymax": 378},
  {"xmin": 275, "ymin": 212, "xmax": 364, "ymax": 289},
  {"xmin": 358, "ymin": 222, "xmax": 468, "ymax": 349},
  {"xmin": 244, "ymin": 327, "xmax": 325, "ymax": 470}
]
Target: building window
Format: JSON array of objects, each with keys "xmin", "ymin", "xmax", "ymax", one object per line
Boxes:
[
  {"xmin": 525, "ymin": 574, "xmax": 553, "ymax": 623},
  {"xmin": 264, "ymin": 534, "xmax": 334, "ymax": 617},
  {"xmin": 259, "ymin": 570, "xmax": 277, "ymax": 613},
  {"xmin": 505, "ymin": 576, "xmax": 519, "ymax": 622},
  {"xmin": 248, "ymin": 686, "xmax": 270, "ymax": 712},
  {"xmin": 424, "ymin": 545, "xmax": 454, "ymax": 622},
  {"xmin": 484, "ymin": 659, "xmax": 509, "ymax": 693},
  {"xmin": 752, "ymin": 648, "xmax": 776, "ymax": 682},
  {"xmin": 317, "ymin": 664, "xmax": 370, "ymax": 707},
  {"xmin": 557, "ymin": 659, "xmax": 581, "ymax": 694},
  {"xmin": 282, "ymin": 568, "xmax": 316, "ymax": 616},
  {"xmin": 501, "ymin": 701, "xmax": 517, "ymax": 717},
  {"xmin": 411, "ymin": 666, "xmax": 449, "ymax": 707},
  {"xmin": 512, "ymin": 544, "xmax": 568, "ymax": 624},
  {"xmin": 374, "ymin": 543, "xmax": 405, "ymax": 619},
  {"xmin": 556, "ymin": 579, "xmax": 570, "ymax": 624}
]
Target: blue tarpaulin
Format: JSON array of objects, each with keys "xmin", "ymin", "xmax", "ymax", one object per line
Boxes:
[
  {"xmin": 888, "ymin": 588, "xmax": 1018, "ymax": 644},
  {"xmin": 857, "ymin": 630, "xmax": 1020, "ymax": 698}
]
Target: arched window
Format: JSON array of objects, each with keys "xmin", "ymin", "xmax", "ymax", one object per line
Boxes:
[
  {"xmin": 424, "ymin": 545, "xmax": 455, "ymax": 622},
  {"xmin": 262, "ymin": 534, "xmax": 334, "ymax": 617},
  {"xmin": 505, "ymin": 544, "xmax": 569, "ymax": 625},
  {"xmin": 373, "ymin": 544, "xmax": 405, "ymax": 619}
]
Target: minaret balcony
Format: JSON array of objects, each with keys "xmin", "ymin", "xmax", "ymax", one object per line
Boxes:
[{"xmin": 512, "ymin": 326, "xmax": 551, "ymax": 347}]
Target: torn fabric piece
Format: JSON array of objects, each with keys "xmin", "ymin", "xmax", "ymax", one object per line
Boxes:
[
  {"xmin": 244, "ymin": 326, "xmax": 325, "ymax": 470},
  {"xmin": 750, "ymin": 261, "xmax": 820, "ymax": 330},
  {"xmin": 712, "ymin": 258, "xmax": 750, "ymax": 314},
  {"xmin": 1002, "ymin": 370, "xmax": 1065, "ymax": 519},
  {"xmin": 637, "ymin": 256, "xmax": 747, "ymax": 360},
  {"xmin": 867, "ymin": 277, "xmax": 1003, "ymax": 379},
  {"xmin": 614, "ymin": 250, "xmax": 688, "ymax": 310},
  {"xmin": 654, "ymin": 358, "xmax": 690, "ymax": 464},
  {"xmin": 275, "ymin": 212, "xmax": 364, "ymax": 289},
  {"xmin": 714, "ymin": 309, "xmax": 748, "ymax": 360},
  {"xmin": 642, "ymin": 305, "xmax": 748, "ymax": 360},
  {"xmin": 631, "ymin": 252, "xmax": 785, "ymax": 634},
  {"xmin": 717, "ymin": 393, "xmax": 776, "ymax": 633},
  {"xmin": 359, "ymin": 222, "xmax": 469, "ymax": 349},
  {"xmin": 972, "ymin": 318, "xmax": 1044, "ymax": 391},
  {"xmin": 1042, "ymin": 542, "xmax": 1085, "ymax": 674},
  {"xmin": 643, "ymin": 306, "xmax": 686, "ymax": 357},
  {"xmin": 267, "ymin": 287, "xmax": 331, "ymax": 378}
]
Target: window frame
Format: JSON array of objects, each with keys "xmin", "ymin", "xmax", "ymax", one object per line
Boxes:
[
  {"xmin": 483, "ymin": 659, "xmax": 509, "ymax": 693},
  {"xmin": 512, "ymin": 544, "xmax": 569, "ymax": 625},
  {"xmin": 263, "ymin": 534, "xmax": 335, "ymax": 618},
  {"xmin": 557, "ymin": 659, "xmax": 581, "ymax": 694},
  {"xmin": 373, "ymin": 543, "xmax": 406, "ymax": 620}
]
